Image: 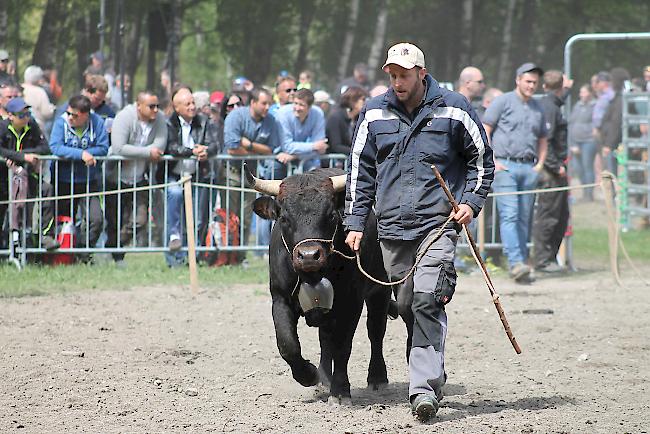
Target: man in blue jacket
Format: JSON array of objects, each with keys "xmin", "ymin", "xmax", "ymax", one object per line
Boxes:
[
  {"xmin": 344, "ymin": 43, "xmax": 494, "ymax": 422},
  {"xmin": 49, "ymin": 94, "xmax": 109, "ymax": 252}
]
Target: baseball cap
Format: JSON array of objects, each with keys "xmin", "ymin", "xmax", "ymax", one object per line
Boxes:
[
  {"xmin": 210, "ymin": 90, "xmax": 225, "ymax": 105},
  {"xmin": 92, "ymin": 51, "xmax": 105, "ymax": 62},
  {"xmin": 516, "ymin": 62, "xmax": 543, "ymax": 77},
  {"xmin": 313, "ymin": 90, "xmax": 334, "ymax": 105},
  {"xmin": 382, "ymin": 43, "xmax": 425, "ymax": 71},
  {"xmin": 6, "ymin": 97, "xmax": 30, "ymax": 113},
  {"xmin": 0, "ymin": 49, "xmax": 9, "ymax": 61}
]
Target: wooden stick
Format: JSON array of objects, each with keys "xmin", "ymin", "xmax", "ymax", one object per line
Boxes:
[
  {"xmin": 601, "ymin": 172, "xmax": 622, "ymax": 287},
  {"xmin": 431, "ymin": 165, "xmax": 522, "ymax": 354},
  {"xmin": 182, "ymin": 177, "xmax": 199, "ymax": 296}
]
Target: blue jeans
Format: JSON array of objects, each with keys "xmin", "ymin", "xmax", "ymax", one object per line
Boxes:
[
  {"xmin": 164, "ymin": 175, "xmax": 210, "ymax": 267},
  {"xmin": 492, "ymin": 160, "xmax": 539, "ymax": 268},
  {"xmin": 570, "ymin": 141, "xmax": 596, "ymax": 199}
]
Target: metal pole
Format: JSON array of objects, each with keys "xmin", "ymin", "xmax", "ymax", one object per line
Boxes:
[
  {"xmin": 564, "ymin": 32, "xmax": 650, "ymax": 112},
  {"xmin": 119, "ymin": 0, "xmax": 126, "ymax": 109},
  {"xmin": 98, "ymin": 0, "xmax": 106, "ymax": 55}
]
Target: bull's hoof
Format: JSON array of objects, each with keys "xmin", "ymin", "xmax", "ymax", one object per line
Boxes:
[
  {"xmin": 292, "ymin": 362, "xmax": 319, "ymax": 387},
  {"xmin": 367, "ymin": 381, "xmax": 389, "ymax": 391},
  {"xmin": 327, "ymin": 395, "xmax": 352, "ymax": 406}
]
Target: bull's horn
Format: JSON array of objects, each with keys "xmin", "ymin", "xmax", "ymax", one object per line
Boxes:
[
  {"xmin": 330, "ymin": 174, "xmax": 347, "ymax": 192},
  {"xmin": 243, "ymin": 162, "xmax": 282, "ymax": 196}
]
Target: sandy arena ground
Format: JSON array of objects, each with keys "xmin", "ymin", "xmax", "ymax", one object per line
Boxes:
[{"xmin": 1, "ymin": 266, "xmax": 649, "ymax": 433}]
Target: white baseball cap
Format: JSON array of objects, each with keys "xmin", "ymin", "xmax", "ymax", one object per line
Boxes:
[{"xmin": 382, "ymin": 43, "xmax": 425, "ymax": 71}]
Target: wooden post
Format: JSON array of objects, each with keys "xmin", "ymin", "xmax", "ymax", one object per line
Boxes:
[
  {"xmin": 182, "ymin": 177, "xmax": 199, "ymax": 295},
  {"xmin": 601, "ymin": 172, "xmax": 622, "ymax": 287}
]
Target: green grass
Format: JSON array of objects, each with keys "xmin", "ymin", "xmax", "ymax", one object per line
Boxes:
[
  {"xmin": 0, "ymin": 254, "xmax": 269, "ymax": 298},
  {"xmin": 572, "ymin": 227, "xmax": 650, "ymax": 262}
]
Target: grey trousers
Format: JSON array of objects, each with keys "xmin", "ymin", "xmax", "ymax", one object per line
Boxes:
[{"xmin": 380, "ymin": 227, "xmax": 458, "ymax": 400}]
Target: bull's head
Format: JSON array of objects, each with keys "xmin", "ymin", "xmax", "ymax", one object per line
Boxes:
[{"xmin": 245, "ymin": 164, "xmax": 346, "ymax": 277}]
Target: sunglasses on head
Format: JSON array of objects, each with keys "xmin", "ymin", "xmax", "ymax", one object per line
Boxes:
[{"xmin": 12, "ymin": 111, "xmax": 30, "ymax": 119}]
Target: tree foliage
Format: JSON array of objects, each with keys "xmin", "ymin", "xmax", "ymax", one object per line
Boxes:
[{"xmin": 0, "ymin": 0, "xmax": 649, "ymax": 98}]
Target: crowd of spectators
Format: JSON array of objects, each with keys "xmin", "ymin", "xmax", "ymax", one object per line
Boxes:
[{"xmin": 0, "ymin": 46, "xmax": 648, "ymax": 271}]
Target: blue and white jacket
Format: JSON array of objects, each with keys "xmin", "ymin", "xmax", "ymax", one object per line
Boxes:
[
  {"xmin": 49, "ymin": 112, "xmax": 109, "ymax": 183},
  {"xmin": 344, "ymin": 74, "xmax": 494, "ymax": 240}
]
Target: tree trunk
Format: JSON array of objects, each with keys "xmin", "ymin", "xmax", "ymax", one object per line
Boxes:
[
  {"xmin": 125, "ymin": 6, "xmax": 145, "ymax": 101},
  {"xmin": 458, "ymin": 0, "xmax": 474, "ymax": 68},
  {"xmin": 75, "ymin": 11, "xmax": 92, "ymax": 87},
  {"xmin": 513, "ymin": 0, "xmax": 537, "ymax": 66},
  {"xmin": 496, "ymin": 0, "xmax": 517, "ymax": 90},
  {"xmin": 337, "ymin": 0, "xmax": 360, "ymax": 81},
  {"xmin": 293, "ymin": 0, "xmax": 317, "ymax": 75},
  {"xmin": 0, "ymin": 1, "xmax": 8, "ymax": 46},
  {"xmin": 32, "ymin": 0, "xmax": 68, "ymax": 68},
  {"xmin": 366, "ymin": 0, "xmax": 388, "ymax": 84}
]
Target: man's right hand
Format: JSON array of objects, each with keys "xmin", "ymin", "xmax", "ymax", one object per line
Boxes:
[
  {"xmin": 345, "ymin": 231, "xmax": 363, "ymax": 252},
  {"xmin": 149, "ymin": 147, "xmax": 163, "ymax": 162},
  {"xmin": 312, "ymin": 139, "xmax": 328, "ymax": 154},
  {"xmin": 81, "ymin": 150, "xmax": 96, "ymax": 166}
]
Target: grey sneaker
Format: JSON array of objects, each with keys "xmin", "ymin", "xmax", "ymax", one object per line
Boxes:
[
  {"xmin": 536, "ymin": 262, "xmax": 566, "ymax": 274},
  {"xmin": 411, "ymin": 394, "xmax": 439, "ymax": 422},
  {"xmin": 509, "ymin": 262, "xmax": 531, "ymax": 282},
  {"xmin": 42, "ymin": 236, "xmax": 60, "ymax": 251}
]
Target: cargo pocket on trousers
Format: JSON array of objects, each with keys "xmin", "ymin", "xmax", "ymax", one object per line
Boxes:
[{"xmin": 434, "ymin": 262, "xmax": 457, "ymax": 305}]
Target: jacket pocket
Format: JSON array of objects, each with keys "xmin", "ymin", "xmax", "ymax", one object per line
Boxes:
[
  {"xmin": 417, "ymin": 122, "xmax": 452, "ymax": 162},
  {"xmin": 373, "ymin": 120, "xmax": 401, "ymax": 163}
]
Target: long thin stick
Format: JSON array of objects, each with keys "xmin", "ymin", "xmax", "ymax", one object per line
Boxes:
[
  {"xmin": 431, "ymin": 165, "xmax": 522, "ymax": 354},
  {"xmin": 183, "ymin": 178, "xmax": 199, "ymax": 296}
]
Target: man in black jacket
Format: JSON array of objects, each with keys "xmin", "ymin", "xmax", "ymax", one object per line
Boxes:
[
  {"xmin": 345, "ymin": 43, "xmax": 494, "ymax": 422},
  {"xmin": 533, "ymin": 70, "xmax": 569, "ymax": 272},
  {"xmin": 0, "ymin": 97, "xmax": 58, "ymax": 250},
  {"xmin": 164, "ymin": 87, "xmax": 219, "ymax": 267}
]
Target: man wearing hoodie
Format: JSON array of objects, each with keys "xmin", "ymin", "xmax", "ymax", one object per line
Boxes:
[
  {"xmin": 49, "ymin": 95, "xmax": 109, "ymax": 253},
  {"xmin": 105, "ymin": 90, "xmax": 167, "ymax": 265}
]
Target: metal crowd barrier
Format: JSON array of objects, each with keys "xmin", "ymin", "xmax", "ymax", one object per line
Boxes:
[{"xmin": 0, "ymin": 153, "xmax": 516, "ymax": 268}]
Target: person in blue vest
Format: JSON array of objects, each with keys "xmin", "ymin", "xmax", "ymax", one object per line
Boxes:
[{"xmin": 49, "ymin": 95, "xmax": 109, "ymax": 255}]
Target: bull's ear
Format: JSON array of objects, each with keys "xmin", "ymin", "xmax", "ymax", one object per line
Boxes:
[{"xmin": 252, "ymin": 196, "xmax": 280, "ymax": 220}]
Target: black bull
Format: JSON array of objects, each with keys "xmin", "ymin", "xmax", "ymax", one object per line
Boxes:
[{"xmin": 247, "ymin": 166, "xmax": 394, "ymax": 402}]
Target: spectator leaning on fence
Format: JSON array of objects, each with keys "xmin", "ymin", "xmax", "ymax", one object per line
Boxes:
[
  {"xmin": 269, "ymin": 75, "xmax": 296, "ymax": 117},
  {"xmin": 105, "ymin": 90, "xmax": 167, "ymax": 266},
  {"xmin": 164, "ymin": 86, "xmax": 219, "ymax": 267},
  {"xmin": 0, "ymin": 97, "xmax": 58, "ymax": 250},
  {"xmin": 49, "ymin": 95, "xmax": 109, "ymax": 257},
  {"xmin": 483, "ymin": 62, "xmax": 548, "ymax": 284},
  {"xmin": 275, "ymin": 88, "xmax": 327, "ymax": 173}
]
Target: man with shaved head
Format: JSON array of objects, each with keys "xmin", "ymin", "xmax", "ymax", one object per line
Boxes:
[
  {"xmin": 457, "ymin": 66, "xmax": 486, "ymax": 105},
  {"xmin": 105, "ymin": 90, "xmax": 167, "ymax": 266},
  {"xmin": 164, "ymin": 86, "xmax": 219, "ymax": 267}
]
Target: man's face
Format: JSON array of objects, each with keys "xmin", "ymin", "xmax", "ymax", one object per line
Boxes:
[
  {"xmin": 173, "ymin": 89, "xmax": 196, "ymax": 120},
  {"xmin": 84, "ymin": 87, "xmax": 107, "ymax": 109},
  {"xmin": 137, "ymin": 94, "xmax": 160, "ymax": 122},
  {"xmin": 644, "ymin": 70, "xmax": 650, "ymax": 82},
  {"xmin": 8, "ymin": 110, "xmax": 30, "ymax": 129},
  {"xmin": 387, "ymin": 64, "xmax": 425, "ymax": 104},
  {"xmin": 251, "ymin": 93, "xmax": 272, "ymax": 119},
  {"xmin": 277, "ymin": 80, "xmax": 297, "ymax": 105},
  {"xmin": 354, "ymin": 68, "xmax": 368, "ymax": 84},
  {"xmin": 515, "ymin": 72, "xmax": 539, "ymax": 99},
  {"xmin": 66, "ymin": 107, "xmax": 90, "ymax": 128},
  {"xmin": 0, "ymin": 58, "xmax": 8, "ymax": 72},
  {"xmin": 0, "ymin": 87, "xmax": 19, "ymax": 109},
  {"xmin": 467, "ymin": 71, "xmax": 485, "ymax": 98},
  {"xmin": 293, "ymin": 98, "xmax": 310, "ymax": 121}
]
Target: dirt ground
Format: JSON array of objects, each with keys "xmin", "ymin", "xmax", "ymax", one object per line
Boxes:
[{"xmin": 1, "ymin": 266, "xmax": 649, "ymax": 433}]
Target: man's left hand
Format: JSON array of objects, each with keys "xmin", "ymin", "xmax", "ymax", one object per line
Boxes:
[{"xmin": 451, "ymin": 204, "xmax": 474, "ymax": 225}]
